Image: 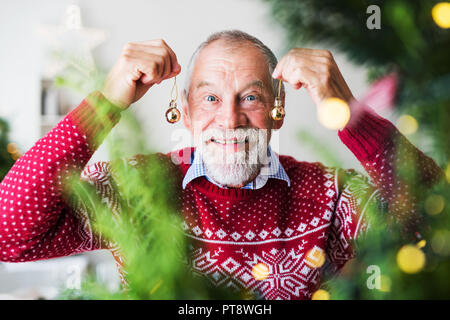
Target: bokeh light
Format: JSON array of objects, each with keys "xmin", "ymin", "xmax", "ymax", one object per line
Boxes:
[
  {"xmin": 305, "ymin": 246, "xmax": 326, "ymax": 268},
  {"xmin": 424, "ymin": 194, "xmax": 445, "ymax": 215},
  {"xmin": 317, "ymin": 97, "xmax": 351, "ymax": 130},
  {"xmin": 432, "ymin": 2, "xmax": 450, "ymax": 29},
  {"xmin": 396, "ymin": 114, "xmax": 418, "ymax": 135},
  {"xmin": 396, "ymin": 245, "xmax": 426, "ymax": 274},
  {"xmin": 431, "ymin": 230, "xmax": 450, "ymax": 256},
  {"xmin": 11, "ymin": 152, "xmax": 22, "ymax": 161},
  {"xmin": 241, "ymin": 290, "xmax": 255, "ymax": 300},
  {"xmin": 6, "ymin": 142, "xmax": 18, "ymax": 154},
  {"xmin": 379, "ymin": 275, "xmax": 391, "ymax": 292},
  {"xmin": 311, "ymin": 289, "xmax": 330, "ymax": 300},
  {"xmin": 252, "ymin": 263, "xmax": 270, "ymax": 281},
  {"xmin": 445, "ymin": 163, "xmax": 450, "ymax": 183}
]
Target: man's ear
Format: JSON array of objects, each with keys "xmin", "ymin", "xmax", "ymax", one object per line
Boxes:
[{"xmin": 181, "ymin": 92, "xmax": 191, "ymax": 130}]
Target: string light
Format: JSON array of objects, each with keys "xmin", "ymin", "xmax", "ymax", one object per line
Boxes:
[
  {"xmin": 432, "ymin": 2, "xmax": 450, "ymax": 29},
  {"xmin": 396, "ymin": 114, "xmax": 418, "ymax": 135},
  {"xmin": 396, "ymin": 245, "xmax": 426, "ymax": 274},
  {"xmin": 317, "ymin": 97, "xmax": 351, "ymax": 130},
  {"xmin": 251, "ymin": 263, "xmax": 270, "ymax": 281},
  {"xmin": 424, "ymin": 194, "xmax": 445, "ymax": 215},
  {"xmin": 416, "ymin": 240, "xmax": 427, "ymax": 249},
  {"xmin": 311, "ymin": 289, "xmax": 330, "ymax": 300},
  {"xmin": 149, "ymin": 279, "xmax": 163, "ymax": 295}
]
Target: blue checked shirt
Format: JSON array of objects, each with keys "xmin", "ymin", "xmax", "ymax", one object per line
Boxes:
[{"xmin": 182, "ymin": 145, "xmax": 291, "ymax": 189}]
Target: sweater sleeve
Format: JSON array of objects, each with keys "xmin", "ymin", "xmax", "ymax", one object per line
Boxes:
[
  {"xmin": 338, "ymin": 103, "xmax": 444, "ymax": 234},
  {"xmin": 0, "ymin": 91, "xmax": 122, "ymax": 262},
  {"xmin": 325, "ymin": 102, "xmax": 444, "ymax": 272}
]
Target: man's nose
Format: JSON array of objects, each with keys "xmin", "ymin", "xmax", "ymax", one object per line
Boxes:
[{"xmin": 216, "ymin": 99, "xmax": 247, "ymax": 129}]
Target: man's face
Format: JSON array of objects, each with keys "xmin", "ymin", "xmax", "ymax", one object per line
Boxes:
[{"xmin": 182, "ymin": 40, "xmax": 284, "ymax": 187}]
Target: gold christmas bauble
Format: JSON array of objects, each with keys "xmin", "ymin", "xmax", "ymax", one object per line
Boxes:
[
  {"xmin": 271, "ymin": 106, "xmax": 285, "ymax": 120},
  {"xmin": 165, "ymin": 107, "xmax": 181, "ymax": 123}
]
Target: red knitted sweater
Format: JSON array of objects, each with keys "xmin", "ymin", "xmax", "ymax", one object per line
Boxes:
[{"xmin": 0, "ymin": 92, "xmax": 443, "ymax": 300}]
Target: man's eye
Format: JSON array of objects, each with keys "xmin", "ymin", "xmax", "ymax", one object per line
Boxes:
[
  {"xmin": 245, "ymin": 95, "xmax": 257, "ymax": 101},
  {"xmin": 206, "ymin": 95, "xmax": 217, "ymax": 102}
]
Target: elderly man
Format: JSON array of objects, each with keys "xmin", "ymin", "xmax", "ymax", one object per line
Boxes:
[{"xmin": 0, "ymin": 30, "xmax": 443, "ymax": 300}]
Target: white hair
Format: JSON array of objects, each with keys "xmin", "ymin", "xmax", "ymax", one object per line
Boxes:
[{"xmin": 182, "ymin": 29, "xmax": 284, "ymax": 99}]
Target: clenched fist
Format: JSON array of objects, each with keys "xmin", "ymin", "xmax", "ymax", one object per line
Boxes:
[
  {"xmin": 272, "ymin": 48, "xmax": 354, "ymax": 107},
  {"xmin": 101, "ymin": 39, "xmax": 181, "ymax": 110}
]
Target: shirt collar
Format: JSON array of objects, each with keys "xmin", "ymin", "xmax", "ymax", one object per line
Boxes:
[{"xmin": 182, "ymin": 145, "xmax": 291, "ymax": 190}]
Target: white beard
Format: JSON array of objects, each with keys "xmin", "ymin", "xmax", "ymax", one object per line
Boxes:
[{"xmin": 196, "ymin": 128, "xmax": 271, "ymax": 187}]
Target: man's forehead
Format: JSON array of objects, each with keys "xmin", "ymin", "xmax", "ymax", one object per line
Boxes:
[
  {"xmin": 194, "ymin": 40, "xmax": 270, "ymax": 73},
  {"xmin": 189, "ymin": 41, "xmax": 272, "ymax": 91}
]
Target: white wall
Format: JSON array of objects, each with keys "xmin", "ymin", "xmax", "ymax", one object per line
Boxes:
[{"xmin": 0, "ymin": 0, "xmax": 376, "ymax": 172}]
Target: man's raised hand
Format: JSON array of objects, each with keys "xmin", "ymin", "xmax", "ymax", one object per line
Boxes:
[
  {"xmin": 101, "ymin": 39, "xmax": 181, "ymax": 110},
  {"xmin": 272, "ymin": 48, "xmax": 354, "ymax": 108}
]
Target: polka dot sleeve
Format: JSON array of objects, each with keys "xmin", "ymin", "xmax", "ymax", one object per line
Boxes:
[{"xmin": 0, "ymin": 91, "xmax": 122, "ymax": 262}]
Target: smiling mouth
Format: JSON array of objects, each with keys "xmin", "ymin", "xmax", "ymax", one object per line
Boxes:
[{"xmin": 209, "ymin": 137, "xmax": 249, "ymax": 145}]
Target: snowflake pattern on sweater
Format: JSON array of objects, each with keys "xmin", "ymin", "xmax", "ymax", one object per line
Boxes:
[{"xmin": 0, "ymin": 92, "xmax": 443, "ymax": 300}]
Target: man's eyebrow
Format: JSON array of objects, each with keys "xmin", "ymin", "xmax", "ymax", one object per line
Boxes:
[
  {"xmin": 195, "ymin": 80, "xmax": 265, "ymax": 91},
  {"xmin": 196, "ymin": 81, "xmax": 213, "ymax": 89},
  {"xmin": 242, "ymin": 80, "xmax": 264, "ymax": 91}
]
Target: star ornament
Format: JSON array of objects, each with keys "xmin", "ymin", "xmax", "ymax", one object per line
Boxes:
[{"xmin": 36, "ymin": 4, "xmax": 107, "ymax": 78}]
